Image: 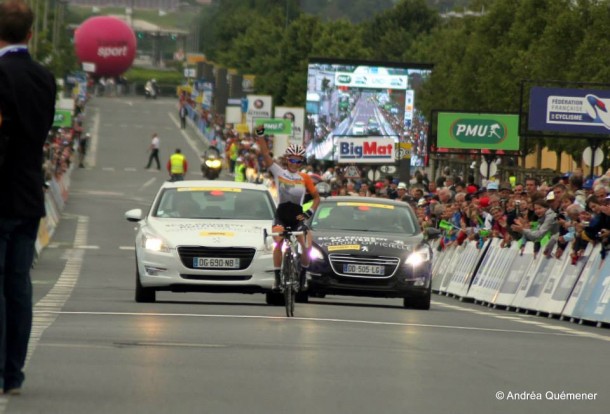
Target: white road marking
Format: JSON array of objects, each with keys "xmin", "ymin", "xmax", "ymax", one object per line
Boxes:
[
  {"xmin": 87, "ymin": 108, "xmax": 100, "ymax": 167},
  {"xmin": 29, "ymin": 310, "xmax": 603, "ymax": 340},
  {"xmin": 125, "ymin": 167, "xmax": 137, "ymax": 172},
  {"xmin": 140, "ymin": 177, "xmax": 156, "ymax": 191},
  {"xmin": 102, "ymin": 167, "xmax": 115, "ymax": 172},
  {"xmin": 432, "ymin": 301, "xmax": 610, "ymax": 342},
  {"xmin": 25, "ymin": 215, "xmax": 89, "ymax": 387},
  {"xmin": 168, "ymin": 112, "xmax": 201, "ymax": 155},
  {"xmin": 119, "ymin": 246, "xmax": 135, "ymax": 250}
]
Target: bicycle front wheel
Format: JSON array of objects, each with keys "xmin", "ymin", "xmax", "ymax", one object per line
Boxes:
[{"xmin": 282, "ymin": 252, "xmax": 296, "ymax": 317}]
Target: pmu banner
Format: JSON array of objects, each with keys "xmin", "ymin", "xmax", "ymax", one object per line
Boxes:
[
  {"xmin": 53, "ymin": 109, "xmax": 72, "ymax": 128},
  {"xmin": 437, "ymin": 112, "xmax": 520, "ymax": 150},
  {"xmin": 253, "ymin": 118, "xmax": 293, "ymax": 136},
  {"xmin": 528, "ymin": 86, "xmax": 610, "ymax": 134},
  {"xmin": 275, "ymin": 107, "xmax": 304, "ymax": 146}
]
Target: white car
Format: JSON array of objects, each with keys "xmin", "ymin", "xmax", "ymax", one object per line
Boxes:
[
  {"xmin": 125, "ymin": 180, "xmax": 277, "ymax": 303},
  {"xmin": 352, "ymin": 121, "xmax": 366, "ymax": 135}
]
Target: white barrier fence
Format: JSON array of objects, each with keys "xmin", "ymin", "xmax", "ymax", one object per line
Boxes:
[
  {"xmin": 35, "ymin": 167, "xmax": 73, "ymax": 258},
  {"xmin": 431, "ymin": 237, "xmax": 610, "ymax": 326}
]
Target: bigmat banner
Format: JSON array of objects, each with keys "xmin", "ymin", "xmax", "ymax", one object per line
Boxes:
[
  {"xmin": 437, "ymin": 112, "xmax": 520, "ymax": 150},
  {"xmin": 336, "ymin": 137, "xmax": 396, "ymax": 164},
  {"xmin": 528, "ymin": 86, "xmax": 610, "ymax": 134}
]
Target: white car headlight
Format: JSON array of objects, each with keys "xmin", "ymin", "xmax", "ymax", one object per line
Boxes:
[
  {"xmin": 309, "ymin": 246, "xmax": 325, "ymax": 262},
  {"xmin": 141, "ymin": 230, "xmax": 171, "ymax": 253},
  {"xmin": 405, "ymin": 249, "xmax": 430, "ymax": 266}
]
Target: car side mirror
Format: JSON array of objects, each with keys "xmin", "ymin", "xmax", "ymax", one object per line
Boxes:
[
  {"xmin": 425, "ymin": 227, "xmax": 441, "ymax": 240},
  {"xmin": 125, "ymin": 208, "xmax": 143, "ymax": 222}
]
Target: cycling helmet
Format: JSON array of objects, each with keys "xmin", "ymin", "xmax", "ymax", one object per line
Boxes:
[{"xmin": 285, "ymin": 144, "xmax": 306, "ymax": 158}]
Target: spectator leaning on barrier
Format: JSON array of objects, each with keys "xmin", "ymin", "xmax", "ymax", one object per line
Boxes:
[
  {"xmin": 511, "ymin": 199, "xmax": 558, "ymax": 244},
  {"xmin": 553, "ymin": 203, "xmax": 583, "ymax": 259}
]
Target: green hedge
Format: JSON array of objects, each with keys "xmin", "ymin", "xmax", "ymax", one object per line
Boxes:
[{"xmin": 124, "ymin": 67, "xmax": 185, "ymax": 85}]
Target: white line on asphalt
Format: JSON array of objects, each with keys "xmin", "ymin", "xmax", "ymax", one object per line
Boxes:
[
  {"xmin": 432, "ymin": 301, "xmax": 610, "ymax": 342},
  {"xmin": 140, "ymin": 177, "xmax": 156, "ymax": 191},
  {"xmin": 102, "ymin": 167, "xmax": 115, "ymax": 171},
  {"xmin": 88, "ymin": 108, "xmax": 100, "ymax": 167},
  {"xmin": 30, "ymin": 310, "xmax": 603, "ymax": 340},
  {"xmin": 168, "ymin": 112, "xmax": 200, "ymax": 155},
  {"xmin": 28, "ymin": 216, "xmax": 89, "ymax": 366},
  {"xmin": 119, "ymin": 246, "xmax": 135, "ymax": 250}
]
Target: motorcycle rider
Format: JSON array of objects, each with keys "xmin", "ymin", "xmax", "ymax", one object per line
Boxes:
[
  {"xmin": 201, "ymin": 146, "xmax": 222, "ymax": 179},
  {"xmin": 145, "ymin": 78, "xmax": 157, "ymax": 98}
]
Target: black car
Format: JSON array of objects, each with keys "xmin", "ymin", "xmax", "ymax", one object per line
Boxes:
[
  {"xmin": 306, "ymin": 197, "xmax": 433, "ymax": 309},
  {"xmin": 366, "ymin": 119, "xmax": 381, "ymax": 135}
]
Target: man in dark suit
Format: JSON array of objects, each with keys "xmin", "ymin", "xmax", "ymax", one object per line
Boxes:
[{"xmin": 0, "ymin": 0, "xmax": 56, "ymax": 395}]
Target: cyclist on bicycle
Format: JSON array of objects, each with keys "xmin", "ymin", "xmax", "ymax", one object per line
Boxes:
[{"xmin": 255, "ymin": 126, "xmax": 320, "ymax": 291}]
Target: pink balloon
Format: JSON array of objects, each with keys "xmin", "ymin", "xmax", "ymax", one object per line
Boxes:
[{"xmin": 74, "ymin": 16, "xmax": 137, "ymax": 77}]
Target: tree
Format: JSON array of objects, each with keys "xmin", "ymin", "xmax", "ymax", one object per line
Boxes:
[{"xmin": 363, "ymin": 0, "xmax": 439, "ymax": 61}]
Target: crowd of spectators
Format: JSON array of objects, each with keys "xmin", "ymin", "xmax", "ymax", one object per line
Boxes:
[
  {"xmin": 42, "ymin": 97, "xmax": 88, "ymax": 184},
  {"xmin": 408, "ymin": 170, "xmax": 610, "ymax": 264},
  {"xmin": 177, "ymin": 97, "xmax": 609, "ymax": 263},
  {"xmin": 226, "ymin": 132, "xmax": 610, "ymax": 263}
]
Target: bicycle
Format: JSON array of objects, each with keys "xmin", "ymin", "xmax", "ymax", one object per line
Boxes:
[{"xmin": 265, "ymin": 226, "xmax": 307, "ymax": 317}]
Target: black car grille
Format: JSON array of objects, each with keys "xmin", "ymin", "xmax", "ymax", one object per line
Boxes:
[
  {"xmin": 329, "ymin": 254, "xmax": 401, "ymax": 278},
  {"xmin": 177, "ymin": 246, "xmax": 256, "ymax": 270}
]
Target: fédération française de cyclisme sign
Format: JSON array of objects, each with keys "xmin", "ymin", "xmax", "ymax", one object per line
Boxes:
[{"xmin": 437, "ymin": 112, "xmax": 520, "ymax": 151}]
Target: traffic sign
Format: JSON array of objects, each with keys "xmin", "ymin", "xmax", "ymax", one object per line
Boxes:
[
  {"xmin": 379, "ymin": 165, "xmax": 397, "ymax": 174},
  {"xmin": 479, "ymin": 160, "xmax": 498, "ymax": 178},
  {"xmin": 344, "ymin": 165, "xmax": 361, "ymax": 179},
  {"xmin": 367, "ymin": 169, "xmax": 381, "ymax": 182},
  {"xmin": 583, "ymin": 146, "xmax": 604, "ymax": 167}
]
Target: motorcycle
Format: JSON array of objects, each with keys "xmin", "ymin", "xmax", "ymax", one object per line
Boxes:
[
  {"xmin": 144, "ymin": 80, "xmax": 157, "ymax": 99},
  {"xmin": 201, "ymin": 147, "xmax": 222, "ymax": 180}
]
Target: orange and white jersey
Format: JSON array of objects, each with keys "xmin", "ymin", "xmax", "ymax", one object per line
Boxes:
[{"xmin": 269, "ymin": 163, "xmax": 316, "ymax": 206}]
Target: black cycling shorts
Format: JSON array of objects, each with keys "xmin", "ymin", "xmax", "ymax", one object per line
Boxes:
[{"xmin": 274, "ymin": 202, "xmax": 303, "ymax": 230}]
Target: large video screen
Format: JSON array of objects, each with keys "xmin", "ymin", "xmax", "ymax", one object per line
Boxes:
[{"xmin": 305, "ymin": 58, "xmax": 432, "ymax": 166}]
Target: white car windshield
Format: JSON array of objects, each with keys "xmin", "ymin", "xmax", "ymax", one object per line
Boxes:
[
  {"xmin": 311, "ymin": 201, "xmax": 419, "ymax": 235},
  {"xmin": 152, "ymin": 188, "xmax": 275, "ymax": 220}
]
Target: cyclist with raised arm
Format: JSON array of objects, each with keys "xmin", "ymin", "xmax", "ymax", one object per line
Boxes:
[{"xmin": 255, "ymin": 125, "xmax": 320, "ymax": 291}]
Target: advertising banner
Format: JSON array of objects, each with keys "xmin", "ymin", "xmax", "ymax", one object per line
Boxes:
[
  {"xmin": 253, "ymin": 118, "xmax": 293, "ymax": 136},
  {"xmin": 246, "ymin": 95, "xmax": 272, "ymax": 127},
  {"xmin": 225, "ymin": 106, "xmax": 242, "ymax": 124},
  {"xmin": 437, "ymin": 112, "xmax": 520, "ymax": 150},
  {"xmin": 528, "ymin": 86, "xmax": 610, "ymax": 134},
  {"xmin": 336, "ymin": 137, "xmax": 396, "ymax": 164},
  {"xmin": 53, "ymin": 109, "xmax": 73, "ymax": 128},
  {"xmin": 275, "ymin": 107, "xmax": 305, "ymax": 146}
]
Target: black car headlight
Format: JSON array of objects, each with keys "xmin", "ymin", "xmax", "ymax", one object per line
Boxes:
[
  {"xmin": 405, "ymin": 249, "xmax": 431, "ymax": 267},
  {"xmin": 309, "ymin": 245, "xmax": 325, "ymax": 262}
]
